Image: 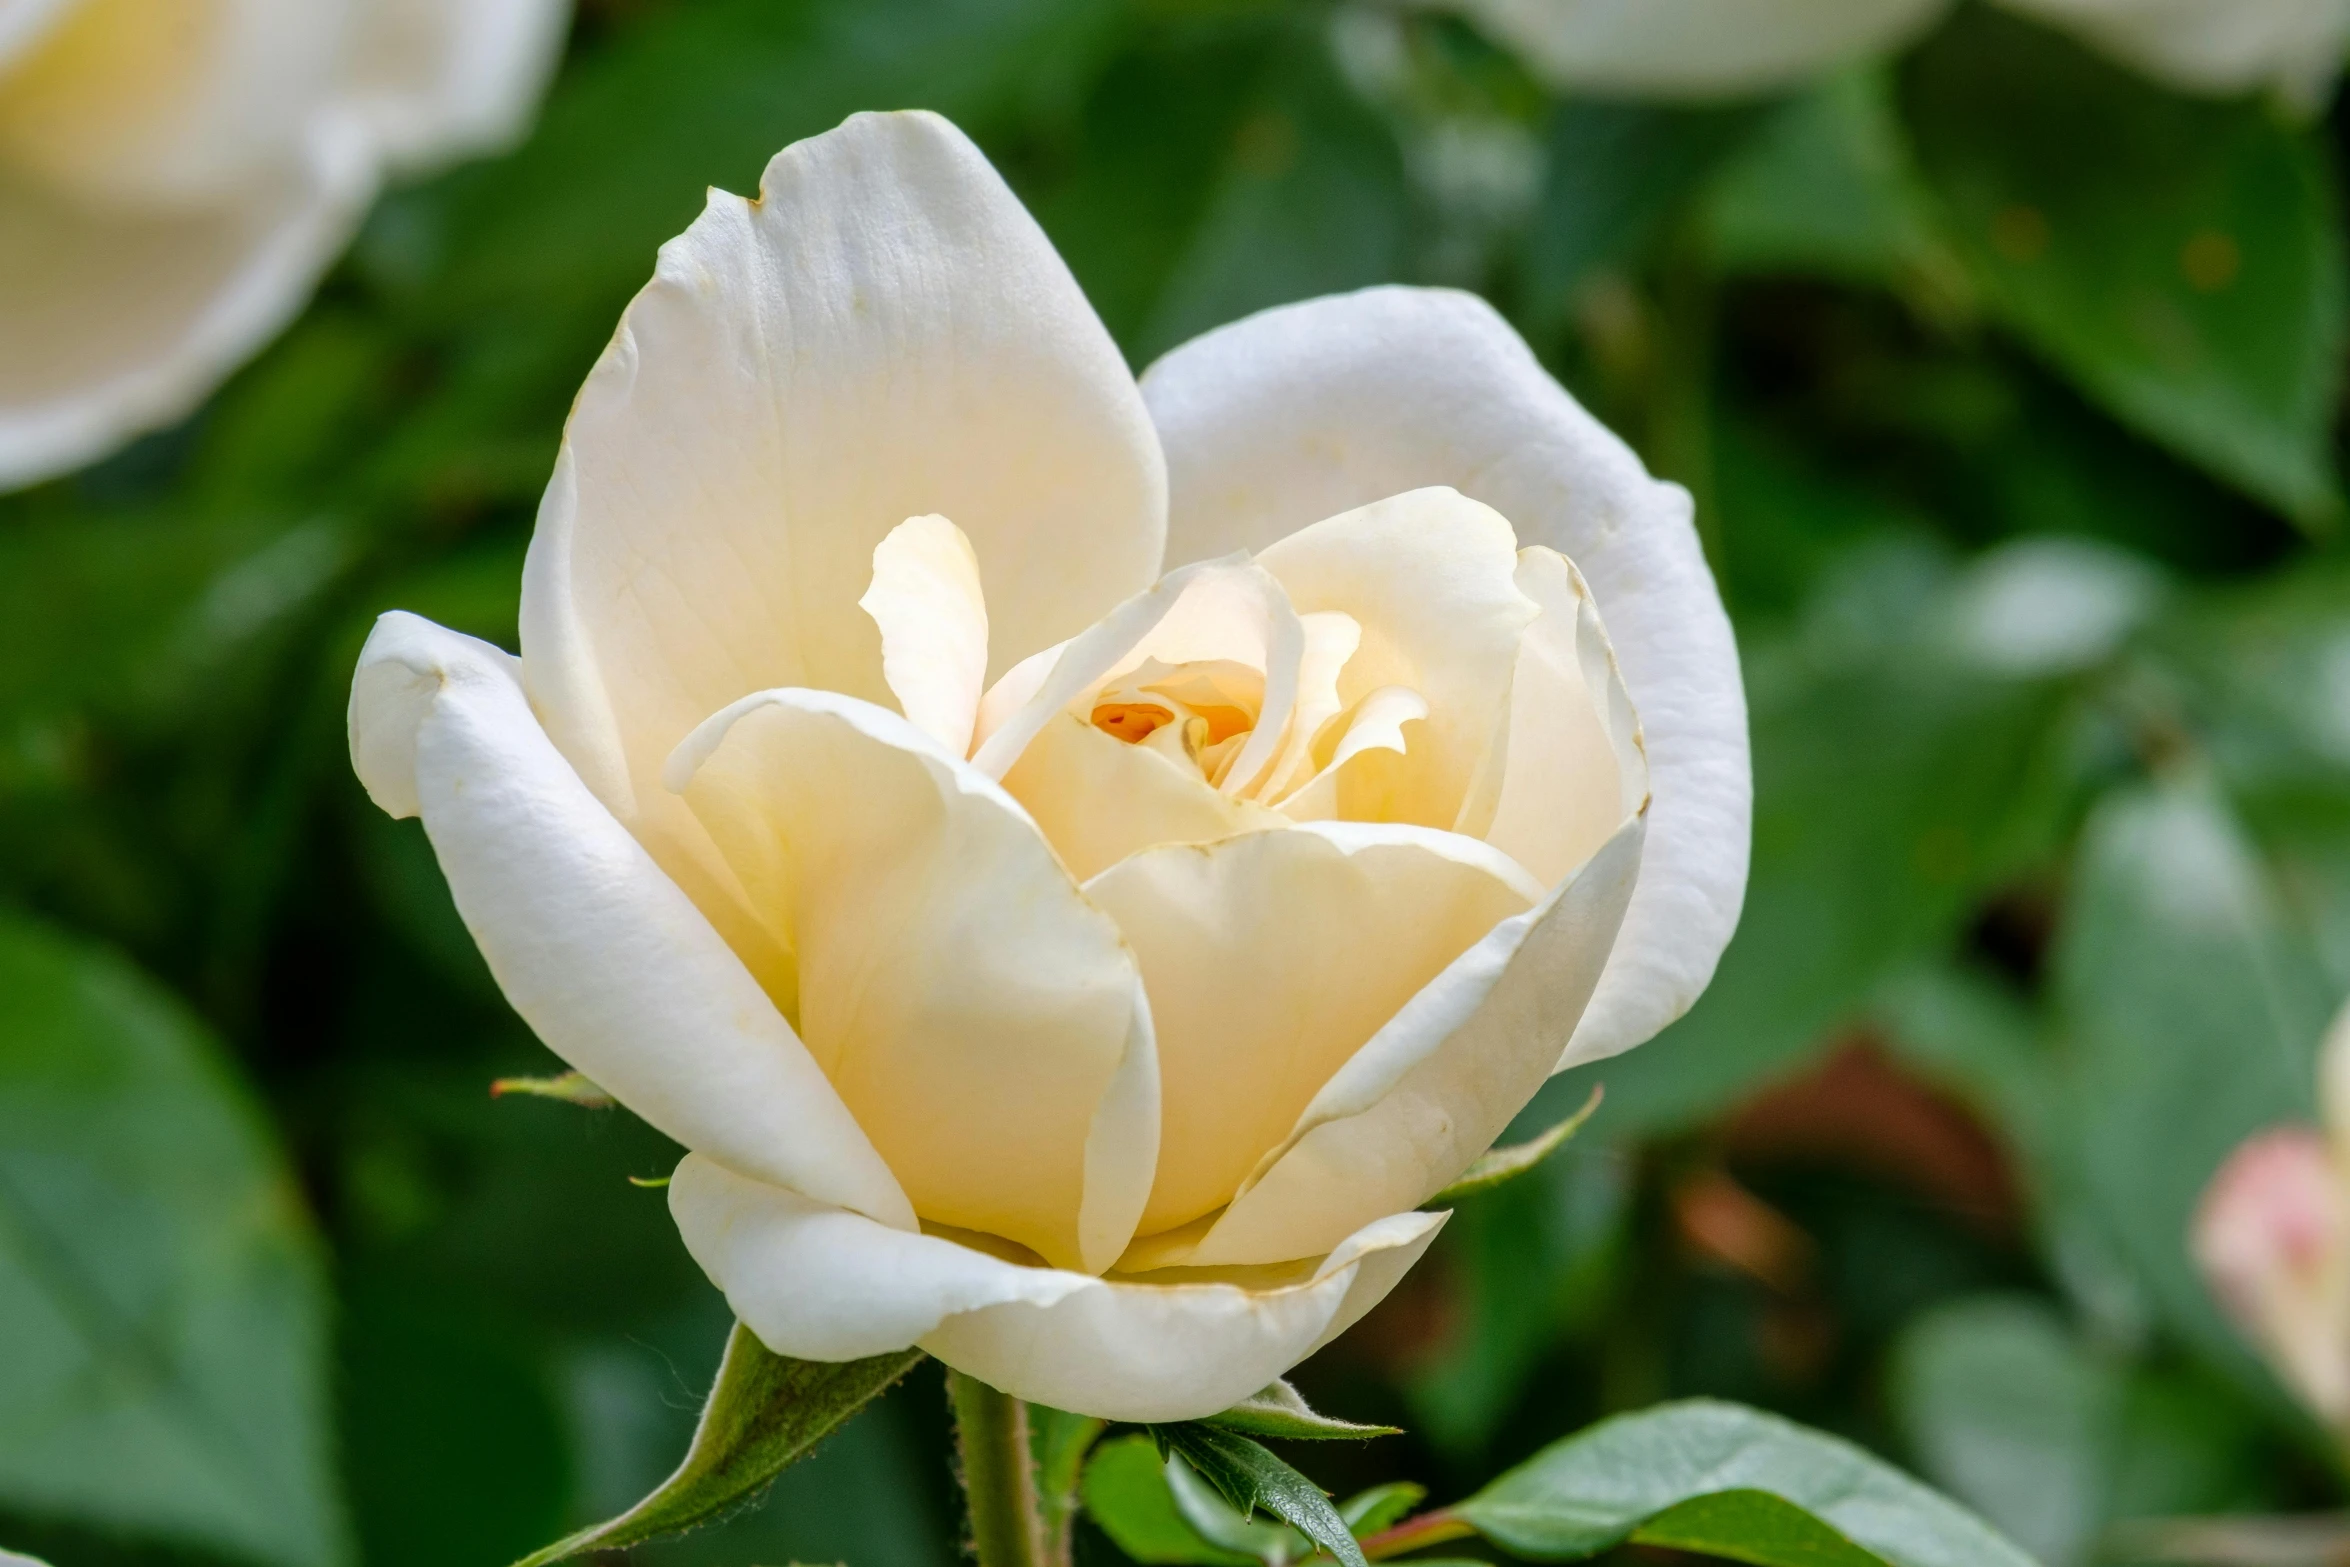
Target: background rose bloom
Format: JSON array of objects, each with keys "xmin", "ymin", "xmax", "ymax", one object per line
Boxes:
[
  {"xmin": 348, "ymin": 111, "xmax": 1750, "ymax": 1421},
  {"xmin": 1445, "ymin": 0, "xmax": 2350, "ymax": 103},
  {"xmin": 0, "ymin": 0, "xmax": 570, "ymax": 489}
]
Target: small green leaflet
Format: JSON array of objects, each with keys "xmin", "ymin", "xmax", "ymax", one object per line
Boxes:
[
  {"xmin": 1429, "ymin": 1085, "xmax": 1606, "ymax": 1203},
  {"xmin": 1200, "ymin": 1379, "xmax": 1399, "ymax": 1441},
  {"xmin": 1150, "ymin": 1423, "xmax": 1367, "ymax": 1567},
  {"xmin": 507, "ymin": 1323, "xmax": 920, "ymax": 1566},
  {"xmin": 488, "ymin": 1070, "xmax": 613, "ymax": 1108},
  {"xmin": 1456, "ymin": 1400, "xmax": 2036, "ymax": 1567},
  {"xmin": 1082, "ymin": 1434, "xmax": 1257, "ymax": 1566}
]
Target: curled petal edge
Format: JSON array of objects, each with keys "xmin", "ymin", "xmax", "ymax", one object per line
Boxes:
[{"xmin": 670, "ymin": 1152, "xmax": 1444, "ymax": 1424}]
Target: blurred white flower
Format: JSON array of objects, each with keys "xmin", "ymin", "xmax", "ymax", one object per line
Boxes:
[
  {"xmin": 1442, "ymin": 0, "xmax": 1948, "ymax": 99},
  {"xmin": 2001, "ymin": 0, "xmax": 2350, "ymax": 107},
  {"xmin": 347, "ymin": 111, "xmax": 1752, "ymax": 1420},
  {"xmin": 0, "ymin": 0, "xmax": 571, "ymax": 489},
  {"xmin": 1439, "ymin": 0, "xmax": 2349, "ymax": 105},
  {"xmin": 2193, "ymin": 1001, "xmax": 2350, "ymax": 1429}
]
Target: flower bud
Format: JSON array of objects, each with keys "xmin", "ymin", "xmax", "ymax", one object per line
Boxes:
[{"xmin": 2192, "ymin": 1126, "xmax": 2350, "ymax": 1427}]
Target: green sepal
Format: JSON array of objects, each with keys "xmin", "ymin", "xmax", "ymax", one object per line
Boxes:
[
  {"xmin": 1149, "ymin": 1422, "xmax": 1368, "ymax": 1567},
  {"xmin": 1200, "ymin": 1379, "xmax": 1400, "ymax": 1441},
  {"xmin": 1429, "ymin": 1084, "xmax": 1605, "ymax": 1203},
  {"xmin": 507, "ymin": 1323, "xmax": 920, "ymax": 1566},
  {"xmin": 488, "ymin": 1070, "xmax": 613, "ymax": 1108}
]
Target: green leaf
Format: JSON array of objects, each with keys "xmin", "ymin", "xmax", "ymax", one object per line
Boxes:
[
  {"xmin": 1165, "ymin": 1452, "xmax": 1315, "ymax": 1565},
  {"xmin": 1523, "ymin": 96, "xmax": 1775, "ymax": 317},
  {"xmin": 1429, "ymin": 1084, "xmax": 1604, "ymax": 1202},
  {"xmin": 1081, "ymin": 1433, "xmax": 1257, "ymax": 1567},
  {"xmin": 1201, "ymin": 1379, "xmax": 1400, "ymax": 1442},
  {"xmin": 1701, "ymin": 68, "xmax": 1950, "ymax": 292},
  {"xmin": 1033, "ymin": 1404, "xmax": 1108, "ymax": 1565},
  {"xmin": 1889, "ymin": 1297, "xmax": 2112, "ymax": 1566},
  {"xmin": 0, "ymin": 912, "xmax": 347, "ymax": 1567},
  {"xmin": 1632, "ymin": 1491, "xmax": 1892, "ymax": 1567},
  {"xmin": 1338, "ymin": 1481, "xmax": 1425, "ymax": 1537},
  {"xmin": 430, "ymin": 0, "xmax": 1122, "ymax": 322},
  {"xmin": 1901, "ymin": 8, "xmax": 2347, "ymax": 525},
  {"xmin": 1128, "ymin": 21, "xmax": 1409, "ymax": 360},
  {"xmin": 1889, "ymin": 1295, "xmax": 2283, "ymax": 1567},
  {"xmin": 1152, "ymin": 1423, "xmax": 1368, "ymax": 1567},
  {"xmin": 2053, "ymin": 776, "xmax": 2330, "ymax": 1401},
  {"xmin": 1547, "ymin": 541, "xmax": 2080, "ymax": 1140},
  {"xmin": 509, "ymin": 1322, "xmax": 921, "ymax": 1565},
  {"xmin": 487, "ymin": 1070, "xmax": 614, "ymax": 1108},
  {"xmin": 1457, "ymin": 1399, "xmax": 2038, "ymax": 1566}
]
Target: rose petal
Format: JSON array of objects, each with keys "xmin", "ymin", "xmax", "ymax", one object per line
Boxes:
[
  {"xmin": 1262, "ymin": 610, "xmax": 1361, "ymax": 799},
  {"xmin": 520, "ymin": 110, "xmax": 1165, "ymax": 970},
  {"xmin": 1440, "ymin": 0, "xmax": 1950, "ymax": 98},
  {"xmin": 1253, "ymin": 486, "xmax": 1535, "ymax": 833},
  {"xmin": 860, "ymin": 514, "xmax": 991, "ymax": 757},
  {"xmin": 1086, "ymin": 822, "xmax": 1540, "ymax": 1240},
  {"xmin": 1483, "ymin": 545, "xmax": 1649, "ymax": 886},
  {"xmin": 0, "ymin": 0, "xmax": 355, "ymax": 206},
  {"xmin": 340, "ymin": 0, "xmax": 569, "ymax": 170},
  {"xmin": 970, "ymin": 555, "xmax": 1300, "ymax": 788},
  {"xmin": 668, "ymin": 688, "xmax": 1157, "ymax": 1274},
  {"xmin": 1273, "ymin": 685, "xmax": 1430, "ymax": 824},
  {"xmin": 1142, "ymin": 286, "xmax": 1748, "ymax": 1070},
  {"xmin": 1133, "ymin": 813, "xmax": 1644, "ymax": 1269},
  {"xmin": 346, "ymin": 611, "xmax": 914, "ymax": 1231},
  {"xmin": 669, "ymin": 1152, "xmax": 1444, "ymax": 1423},
  {"xmin": 0, "ymin": 127, "xmax": 374, "ymax": 489},
  {"xmin": 1003, "ymin": 712, "xmax": 1283, "ymax": 882}
]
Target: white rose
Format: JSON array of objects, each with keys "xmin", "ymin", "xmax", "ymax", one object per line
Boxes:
[
  {"xmin": 0, "ymin": 0, "xmax": 571, "ymax": 489},
  {"xmin": 1444, "ymin": 0, "xmax": 2348, "ymax": 104},
  {"xmin": 348, "ymin": 111, "xmax": 1750, "ymax": 1421}
]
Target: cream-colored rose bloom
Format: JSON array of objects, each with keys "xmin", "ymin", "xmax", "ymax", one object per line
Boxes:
[
  {"xmin": 1444, "ymin": 0, "xmax": 2347, "ymax": 104},
  {"xmin": 0, "ymin": 0, "xmax": 571, "ymax": 489},
  {"xmin": 348, "ymin": 111, "xmax": 1751, "ymax": 1421}
]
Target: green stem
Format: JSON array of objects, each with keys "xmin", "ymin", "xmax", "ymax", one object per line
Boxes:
[
  {"xmin": 1356, "ymin": 1508, "xmax": 1479, "ymax": 1560},
  {"xmin": 948, "ymin": 1369, "xmax": 1048, "ymax": 1567}
]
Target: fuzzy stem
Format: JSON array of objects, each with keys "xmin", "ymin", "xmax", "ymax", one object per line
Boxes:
[{"xmin": 948, "ymin": 1369, "xmax": 1048, "ymax": 1567}]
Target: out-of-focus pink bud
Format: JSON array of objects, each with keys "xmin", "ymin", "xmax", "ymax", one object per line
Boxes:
[{"xmin": 2192, "ymin": 1127, "xmax": 2350, "ymax": 1427}]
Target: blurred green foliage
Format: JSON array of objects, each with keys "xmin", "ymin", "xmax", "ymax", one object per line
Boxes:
[{"xmin": 6, "ymin": 0, "xmax": 2350, "ymax": 1563}]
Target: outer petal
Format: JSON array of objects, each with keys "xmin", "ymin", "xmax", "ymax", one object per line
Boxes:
[
  {"xmin": 1133, "ymin": 814, "xmax": 1644, "ymax": 1270},
  {"xmin": 519, "ymin": 111, "xmax": 1164, "ymax": 962},
  {"xmin": 1088, "ymin": 822, "xmax": 1540, "ymax": 1239},
  {"xmin": 1141, "ymin": 286, "xmax": 1748, "ymax": 1070},
  {"xmin": 339, "ymin": 0, "xmax": 570, "ymax": 171},
  {"xmin": 0, "ymin": 128, "xmax": 374, "ymax": 489},
  {"xmin": 345, "ymin": 611, "xmax": 914, "ymax": 1232},
  {"xmin": 1003, "ymin": 713, "xmax": 1283, "ymax": 882},
  {"xmin": 1483, "ymin": 546, "xmax": 1649, "ymax": 886},
  {"xmin": 669, "ymin": 1153, "xmax": 1445, "ymax": 1423},
  {"xmin": 668, "ymin": 688, "xmax": 1157, "ymax": 1275},
  {"xmin": 1254, "ymin": 486, "xmax": 1535, "ymax": 832},
  {"xmin": 1443, "ymin": 0, "xmax": 1952, "ymax": 99}
]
